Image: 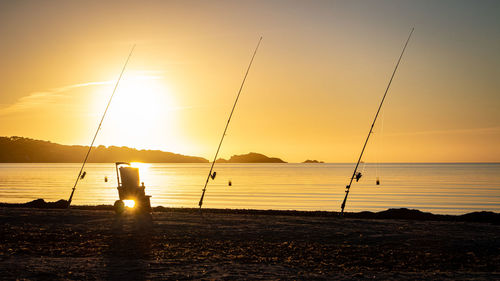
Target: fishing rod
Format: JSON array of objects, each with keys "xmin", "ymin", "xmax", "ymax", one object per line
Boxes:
[
  {"xmin": 340, "ymin": 28, "xmax": 414, "ymax": 215},
  {"xmin": 67, "ymin": 45, "xmax": 136, "ymax": 207},
  {"xmin": 198, "ymin": 36, "xmax": 263, "ymax": 209}
]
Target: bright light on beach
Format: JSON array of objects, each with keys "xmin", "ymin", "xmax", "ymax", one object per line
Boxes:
[{"xmin": 123, "ymin": 200, "xmax": 135, "ymax": 208}]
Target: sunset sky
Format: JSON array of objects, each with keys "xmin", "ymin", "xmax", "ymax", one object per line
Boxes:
[{"xmin": 0, "ymin": 0, "xmax": 499, "ymax": 163}]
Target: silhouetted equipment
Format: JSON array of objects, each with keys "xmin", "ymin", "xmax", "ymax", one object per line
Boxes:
[
  {"xmin": 113, "ymin": 162, "xmax": 151, "ymax": 214},
  {"xmin": 80, "ymin": 171, "xmax": 86, "ymax": 180},
  {"xmin": 104, "ymin": 176, "xmax": 108, "ymax": 182},
  {"xmin": 355, "ymin": 172, "xmax": 362, "ymax": 182},
  {"xmin": 198, "ymin": 36, "xmax": 263, "ymax": 209},
  {"xmin": 211, "ymin": 171, "xmax": 217, "ymax": 180},
  {"xmin": 228, "ymin": 180, "xmax": 232, "ymax": 186},
  {"xmin": 340, "ymin": 28, "xmax": 414, "ymax": 216},
  {"xmin": 66, "ymin": 45, "xmax": 135, "ymax": 207},
  {"xmin": 376, "ymin": 177, "xmax": 380, "ymax": 185}
]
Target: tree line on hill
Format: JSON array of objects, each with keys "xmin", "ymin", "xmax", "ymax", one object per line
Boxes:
[
  {"xmin": 0, "ymin": 136, "xmax": 207, "ymax": 163},
  {"xmin": 0, "ymin": 137, "xmax": 300, "ymax": 163}
]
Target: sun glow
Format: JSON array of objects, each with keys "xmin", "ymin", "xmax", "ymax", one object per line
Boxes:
[
  {"xmin": 123, "ymin": 199, "xmax": 135, "ymax": 208},
  {"xmin": 96, "ymin": 73, "xmax": 179, "ymax": 149},
  {"xmin": 112, "ymin": 74, "xmax": 173, "ymax": 128}
]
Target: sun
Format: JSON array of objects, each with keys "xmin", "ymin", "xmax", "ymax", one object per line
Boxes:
[
  {"xmin": 98, "ymin": 72, "xmax": 178, "ymax": 148},
  {"xmin": 113, "ymin": 74, "xmax": 172, "ymax": 125}
]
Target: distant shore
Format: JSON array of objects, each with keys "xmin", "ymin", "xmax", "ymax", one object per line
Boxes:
[{"xmin": 0, "ymin": 136, "xmax": 287, "ymax": 163}]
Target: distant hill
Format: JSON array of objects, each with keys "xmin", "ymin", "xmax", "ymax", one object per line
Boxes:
[
  {"xmin": 303, "ymin": 159, "xmax": 324, "ymax": 163},
  {"xmin": 0, "ymin": 136, "xmax": 208, "ymax": 163},
  {"xmin": 217, "ymin": 152, "xmax": 286, "ymax": 163}
]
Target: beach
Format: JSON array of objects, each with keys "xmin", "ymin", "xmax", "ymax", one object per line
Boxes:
[
  {"xmin": 2, "ymin": 1, "xmax": 499, "ymax": 280},
  {"xmin": 1, "ymin": 206, "xmax": 499, "ymax": 280}
]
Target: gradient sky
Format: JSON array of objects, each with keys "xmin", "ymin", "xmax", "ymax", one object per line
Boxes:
[{"xmin": 1, "ymin": 0, "xmax": 499, "ymax": 162}]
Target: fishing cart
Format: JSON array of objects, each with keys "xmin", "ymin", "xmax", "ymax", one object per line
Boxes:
[{"xmin": 113, "ymin": 162, "xmax": 152, "ymax": 214}]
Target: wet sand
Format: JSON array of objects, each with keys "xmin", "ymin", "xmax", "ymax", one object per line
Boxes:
[{"xmin": 0, "ymin": 207, "xmax": 499, "ymax": 280}]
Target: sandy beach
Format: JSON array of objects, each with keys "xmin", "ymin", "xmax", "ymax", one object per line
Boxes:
[
  {"xmin": 2, "ymin": 1, "xmax": 499, "ymax": 280},
  {"xmin": 0, "ymin": 206, "xmax": 499, "ymax": 280}
]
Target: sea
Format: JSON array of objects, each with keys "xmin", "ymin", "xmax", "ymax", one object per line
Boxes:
[{"xmin": 0, "ymin": 163, "xmax": 499, "ymax": 215}]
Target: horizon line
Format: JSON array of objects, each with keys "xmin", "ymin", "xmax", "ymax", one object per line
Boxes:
[{"xmin": 3, "ymin": 136, "xmax": 499, "ymax": 164}]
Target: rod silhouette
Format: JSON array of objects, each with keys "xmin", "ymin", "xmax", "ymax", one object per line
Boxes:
[
  {"xmin": 340, "ymin": 28, "xmax": 414, "ymax": 215},
  {"xmin": 67, "ymin": 45, "xmax": 136, "ymax": 207},
  {"xmin": 198, "ymin": 37, "xmax": 263, "ymax": 209}
]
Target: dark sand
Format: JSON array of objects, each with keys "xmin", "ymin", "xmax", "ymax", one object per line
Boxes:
[{"xmin": 0, "ymin": 207, "xmax": 499, "ymax": 280}]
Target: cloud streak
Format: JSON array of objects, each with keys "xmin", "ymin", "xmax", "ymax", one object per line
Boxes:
[
  {"xmin": 0, "ymin": 81, "xmax": 114, "ymax": 116},
  {"xmin": 386, "ymin": 126, "xmax": 500, "ymax": 136},
  {"xmin": 0, "ymin": 72, "xmax": 165, "ymax": 117}
]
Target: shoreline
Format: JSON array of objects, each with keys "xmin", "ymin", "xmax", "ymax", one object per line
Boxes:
[{"xmin": 1, "ymin": 200, "xmax": 499, "ymax": 224}]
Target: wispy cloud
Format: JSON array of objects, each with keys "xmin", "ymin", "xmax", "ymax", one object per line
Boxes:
[
  {"xmin": 0, "ymin": 72, "xmax": 165, "ymax": 117},
  {"xmin": 0, "ymin": 81, "xmax": 114, "ymax": 116},
  {"xmin": 387, "ymin": 126, "xmax": 500, "ymax": 136}
]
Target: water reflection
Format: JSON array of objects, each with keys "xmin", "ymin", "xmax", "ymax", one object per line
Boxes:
[{"xmin": 0, "ymin": 163, "xmax": 499, "ymax": 214}]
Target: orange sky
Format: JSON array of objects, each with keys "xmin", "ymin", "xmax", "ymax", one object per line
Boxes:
[{"xmin": 0, "ymin": 0, "xmax": 499, "ymax": 162}]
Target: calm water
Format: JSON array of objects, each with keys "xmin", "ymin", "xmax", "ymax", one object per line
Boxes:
[{"xmin": 0, "ymin": 163, "xmax": 499, "ymax": 215}]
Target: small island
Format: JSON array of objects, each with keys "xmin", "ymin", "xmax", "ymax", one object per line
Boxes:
[
  {"xmin": 303, "ymin": 159, "xmax": 324, "ymax": 163},
  {"xmin": 217, "ymin": 152, "xmax": 287, "ymax": 163}
]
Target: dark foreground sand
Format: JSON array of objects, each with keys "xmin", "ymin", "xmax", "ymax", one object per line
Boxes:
[{"xmin": 0, "ymin": 207, "xmax": 499, "ymax": 280}]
